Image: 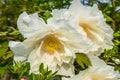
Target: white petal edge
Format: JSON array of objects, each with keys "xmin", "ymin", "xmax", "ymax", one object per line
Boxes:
[
  {"xmin": 9, "ymin": 39, "xmax": 35, "ymax": 61},
  {"xmin": 17, "ymin": 12, "xmax": 46, "ymax": 38}
]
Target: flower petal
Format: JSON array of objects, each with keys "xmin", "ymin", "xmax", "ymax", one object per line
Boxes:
[
  {"xmin": 79, "ymin": 56, "xmax": 120, "ymax": 80},
  {"xmin": 64, "ymin": 56, "xmax": 120, "ymax": 80},
  {"xmin": 54, "ymin": 27, "xmax": 94, "ymax": 53},
  {"xmin": 9, "ymin": 39, "xmax": 35, "ymax": 61},
  {"xmin": 51, "ymin": 9, "xmax": 69, "ymax": 20},
  {"xmin": 17, "ymin": 12, "xmax": 46, "ymax": 38},
  {"xmin": 28, "ymin": 43, "xmax": 60, "ymax": 73},
  {"xmin": 57, "ymin": 62, "xmax": 75, "ymax": 77},
  {"xmin": 67, "ymin": 0, "xmax": 114, "ymax": 54},
  {"xmin": 61, "ymin": 47, "xmax": 74, "ymax": 63}
]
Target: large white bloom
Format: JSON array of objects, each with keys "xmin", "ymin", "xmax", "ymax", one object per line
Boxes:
[
  {"xmin": 63, "ymin": 56, "xmax": 120, "ymax": 80},
  {"xmin": 9, "ymin": 12, "xmax": 89, "ymax": 75},
  {"xmin": 51, "ymin": 0, "xmax": 114, "ymax": 55}
]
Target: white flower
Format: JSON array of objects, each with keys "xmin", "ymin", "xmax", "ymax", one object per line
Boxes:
[
  {"xmin": 51, "ymin": 0, "xmax": 114, "ymax": 55},
  {"xmin": 63, "ymin": 56, "xmax": 120, "ymax": 80},
  {"xmin": 9, "ymin": 12, "xmax": 88, "ymax": 76}
]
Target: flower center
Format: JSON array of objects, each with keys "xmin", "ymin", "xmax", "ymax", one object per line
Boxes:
[
  {"xmin": 92, "ymin": 77, "xmax": 99, "ymax": 80},
  {"xmin": 92, "ymin": 77, "xmax": 102, "ymax": 80},
  {"xmin": 92, "ymin": 75, "xmax": 103, "ymax": 80},
  {"xmin": 79, "ymin": 22, "xmax": 100, "ymax": 44},
  {"xmin": 41, "ymin": 34, "xmax": 65, "ymax": 54},
  {"xmin": 79, "ymin": 22, "xmax": 93, "ymax": 40}
]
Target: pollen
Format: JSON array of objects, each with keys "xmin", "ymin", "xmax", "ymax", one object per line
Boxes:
[{"xmin": 41, "ymin": 34, "xmax": 65, "ymax": 54}]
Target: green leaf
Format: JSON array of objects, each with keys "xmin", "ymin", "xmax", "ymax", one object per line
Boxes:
[
  {"xmin": 0, "ymin": 41, "xmax": 9, "ymax": 59},
  {"xmin": 114, "ymin": 31, "xmax": 120, "ymax": 37},
  {"xmin": 51, "ymin": 75, "xmax": 70, "ymax": 80},
  {"xmin": 0, "ymin": 67, "xmax": 6, "ymax": 78},
  {"xmin": 0, "ymin": 48, "xmax": 6, "ymax": 58},
  {"xmin": 0, "ymin": 32, "xmax": 7, "ymax": 36},
  {"xmin": 8, "ymin": 27, "xmax": 20, "ymax": 36},
  {"xmin": 8, "ymin": 61, "xmax": 30, "ymax": 79},
  {"xmin": 75, "ymin": 53, "xmax": 91, "ymax": 68},
  {"xmin": 103, "ymin": 14, "xmax": 113, "ymax": 21},
  {"xmin": 43, "ymin": 10, "xmax": 52, "ymax": 20},
  {"xmin": 2, "ymin": 51, "xmax": 13, "ymax": 60},
  {"xmin": 0, "ymin": 41, "xmax": 8, "ymax": 48},
  {"xmin": 39, "ymin": 63, "xmax": 44, "ymax": 74},
  {"xmin": 44, "ymin": 70, "xmax": 52, "ymax": 79}
]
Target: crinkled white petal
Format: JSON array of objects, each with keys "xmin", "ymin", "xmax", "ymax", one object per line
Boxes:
[
  {"xmin": 51, "ymin": 9, "xmax": 70, "ymax": 20},
  {"xmin": 9, "ymin": 39, "xmax": 35, "ymax": 61},
  {"xmin": 28, "ymin": 42, "xmax": 74, "ymax": 75},
  {"xmin": 24, "ymin": 25, "xmax": 81, "ymax": 75},
  {"xmin": 9, "ymin": 28, "xmax": 50, "ymax": 62},
  {"xmin": 57, "ymin": 62, "xmax": 75, "ymax": 77},
  {"xmin": 69, "ymin": 0, "xmax": 113, "ymax": 52},
  {"xmin": 27, "ymin": 46, "xmax": 41, "ymax": 74},
  {"xmin": 51, "ymin": 0, "xmax": 113, "ymax": 54},
  {"xmin": 17, "ymin": 12, "xmax": 46, "ymax": 38},
  {"xmin": 47, "ymin": 17, "xmax": 65, "ymax": 30},
  {"xmin": 54, "ymin": 27, "xmax": 94, "ymax": 53},
  {"xmin": 61, "ymin": 47, "xmax": 74, "ymax": 63},
  {"xmin": 28, "ymin": 43, "xmax": 62, "ymax": 73},
  {"xmin": 66, "ymin": 56, "xmax": 120, "ymax": 80},
  {"xmin": 47, "ymin": 9, "xmax": 96, "ymax": 54}
]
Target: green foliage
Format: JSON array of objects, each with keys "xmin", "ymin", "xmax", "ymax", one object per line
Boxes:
[
  {"xmin": 0, "ymin": 64, "xmax": 9, "ymax": 78},
  {"xmin": 0, "ymin": 0, "xmax": 70, "ymax": 29},
  {"xmin": 7, "ymin": 62, "xmax": 58, "ymax": 80},
  {"xmin": 75, "ymin": 53, "xmax": 91, "ymax": 69},
  {"xmin": 98, "ymin": 0, "xmax": 120, "ymax": 31},
  {"xmin": 74, "ymin": 53, "xmax": 91, "ymax": 74},
  {"xmin": 50, "ymin": 75, "xmax": 70, "ymax": 80},
  {"xmin": 8, "ymin": 61, "xmax": 30, "ymax": 79},
  {"xmin": 0, "ymin": 40, "xmax": 13, "ymax": 78},
  {"xmin": 100, "ymin": 30, "xmax": 120, "ymax": 72},
  {"xmin": 0, "ymin": 26, "xmax": 23, "ymax": 78},
  {"xmin": 38, "ymin": 63, "xmax": 56, "ymax": 80}
]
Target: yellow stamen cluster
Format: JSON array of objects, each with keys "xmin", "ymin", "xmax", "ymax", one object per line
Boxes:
[{"xmin": 41, "ymin": 34, "xmax": 65, "ymax": 54}]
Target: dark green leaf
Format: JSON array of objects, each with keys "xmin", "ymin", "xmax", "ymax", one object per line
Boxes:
[
  {"xmin": 75, "ymin": 53, "xmax": 91, "ymax": 68},
  {"xmin": 39, "ymin": 63, "xmax": 44, "ymax": 74}
]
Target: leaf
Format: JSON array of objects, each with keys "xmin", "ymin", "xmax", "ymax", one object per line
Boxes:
[
  {"xmin": 8, "ymin": 27, "xmax": 20, "ymax": 36},
  {"xmin": 0, "ymin": 63, "xmax": 11, "ymax": 78},
  {"xmin": 0, "ymin": 48, "xmax": 6, "ymax": 58},
  {"xmin": 0, "ymin": 67, "xmax": 6, "ymax": 78},
  {"xmin": 0, "ymin": 32, "xmax": 7, "ymax": 36},
  {"xmin": 0, "ymin": 41, "xmax": 8, "ymax": 48},
  {"xmin": 43, "ymin": 10, "xmax": 52, "ymax": 19},
  {"xmin": 8, "ymin": 61, "xmax": 30, "ymax": 79},
  {"xmin": 2, "ymin": 51, "xmax": 13, "ymax": 60},
  {"xmin": 75, "ymin": 53, "xmax": 91, "ymax": 68},
  {"xmin": 114, "ymin": 31, "xmax": 120, "ymax": 38},
  {"xmin": 51, "ymin": 75, "xmax": 70, "ymax": 80},
  {"xmin": 44, "ymin": 70, "xmax": 52, "ymax": 79},
  {"xmin": 39, "ymin": 63, "xmax": 44, "ymax": 74},
  {"xmin": 103, "ymin": 14, "xmax": 113, "ymax": 21}
]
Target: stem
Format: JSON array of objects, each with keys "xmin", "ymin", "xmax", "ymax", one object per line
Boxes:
[
  {"xmin": 3, "ymin": 72, "xmax": 11, "ymax": 80},
  {"xmin": 111, "ymin": 0, "xmax": 116, "ymax": 31},
  {"xmin": 111, "ymin": 0, "xmax": 116, "ymax": 9}
]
